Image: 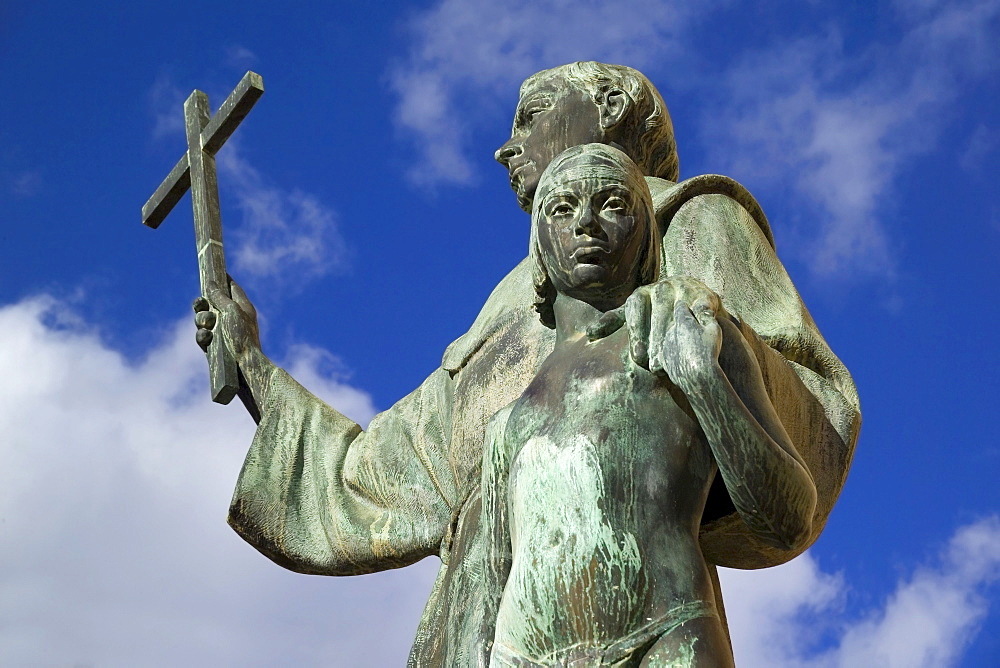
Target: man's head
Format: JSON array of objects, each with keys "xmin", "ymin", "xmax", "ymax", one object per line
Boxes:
[
  {"xmin": 530, "ymin": 143, "xmax": 660, "ymax": 328},
  {"xmin": 496, "ymin": 62, "xmax": 679, "ymax": 212}
]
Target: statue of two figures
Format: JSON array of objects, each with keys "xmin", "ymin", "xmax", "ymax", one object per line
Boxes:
[{"xmin": 198, "ymin": 62, "xmax": 860, "ymax": 666}]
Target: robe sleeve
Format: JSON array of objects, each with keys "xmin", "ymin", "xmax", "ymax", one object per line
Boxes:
[
  {"xmin": 478, "ymin": 404, "xmax": 516, "ymax": 656},
  {"xmin": 228, "ymin": 364, "xmax": 457, "ymax": 575}
]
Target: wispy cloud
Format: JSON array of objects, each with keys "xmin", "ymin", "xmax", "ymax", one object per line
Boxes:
[
  {"xmin": 701, "ymin": 0, "xmax": 1000, "ymax": 279},
  {"xmin": 147, "ymin": 75, "xmax": 347, "ymax": 288},
  {"xmin": 390, "ymin": 0, "xmax": 717, "ymax": 186},
  {"xmin": 147, "ymin": 73, "xmax": 186, "ymax": 141},
  {"xmin": 960, "ymin": 125, "xmax": 1000, "ymax": 173},
  {"xmin": 0, "ymin": 295, "xmax": 436, "ymax": 665},
  {"xmin": 722, "ymin": 516, "xmax": 1000, "ymax": 666},
  {"xmin": 392, "ymin": 0, "xmax": 1000, "ymax": 280},
  {"xmin": 216, "ymin": 145, "xmax": 348, "ymax": 286},
  {"xmin": 225, "ymin": 45, "xmax": 257, "ymax": 69},
  {"xmin": 9, "ymin": 170, "xmax": 41, "ymax": 197}
]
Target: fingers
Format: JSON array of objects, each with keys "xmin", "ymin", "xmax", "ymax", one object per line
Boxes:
[
  {"xmin": 228, "ymin": 277, "xmax": 258, "ymax": 321},
  {"xmin": 625, "ymin": 288, "xmax": 652, "ymax": 369},
  {"xmin": 194, "ymin": 310, "xmax": 217, "ymax": 330},
  {"xmin": 195, "ymin": 276, "xmax": 262, "ymax": 359},
  {"xmin": 205, "ymin": 281, "xmax": 235, "ymax": 312},
  {"xmin": 648, "ymin": 287, "xmax": 674, "ymax": 375},
  {"xmin": 626, "ymin": 276, "xmax": 728, "ymax": 376},
  {"xmin": 587, "ymin": 306, "xmax": 626, "ymax": 341},
  {"xmin": 193, "ymin": 297, "xmax": 214, "ymax": 350},
  {"xmin": 672, "ymin": 300, "xmax": 696, "ymax": 333},
  {"xmin": 673, "ymin": 300, "xmax": 722, "ymax": 366},
  {"xmin": 691, "ymin": 295, "xmax": 718, "ymax": 329},
  {"xmin": 195, "ymin": 327, "xmax": 213, "ymax": 351}
]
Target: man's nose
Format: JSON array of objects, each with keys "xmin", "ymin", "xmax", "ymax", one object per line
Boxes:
[{"xmin": 495, "ymin": 138, "xmax": 521, "ymax": 166}]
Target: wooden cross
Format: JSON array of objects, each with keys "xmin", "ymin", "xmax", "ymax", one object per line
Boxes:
[{"xmin": 142, "ymin": 71, "xmax": 264, "ymax": 405}]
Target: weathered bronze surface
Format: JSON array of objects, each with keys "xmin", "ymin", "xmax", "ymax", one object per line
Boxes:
[
  {"xmin": 479, "ymin": 143, "xmax": 818, "ymax": 665},
  {"xmin": 183, "ymin": 62, "xmax": 860, "ymax": 666},
  {"xmin": 142, "ymin": 71, "xmax": 264, "ymax": 404}
]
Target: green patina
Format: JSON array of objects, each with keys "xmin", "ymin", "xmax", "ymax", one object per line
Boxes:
[
  {"xmin": 479, "ymin": 146, "xmax": 733, "ymax": 665},
  {"xmin": 205, "ymin": 63, "xmax": 861, "ymax": 666}
]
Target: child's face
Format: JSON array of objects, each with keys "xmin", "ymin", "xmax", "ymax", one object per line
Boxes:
[{"xmin": 538, "ymin": 172, "xmax": 648, "ymax": 303}]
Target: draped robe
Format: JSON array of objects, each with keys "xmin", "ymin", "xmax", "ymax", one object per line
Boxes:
[{"xmin": 228, "ymin": 176, "xmax": 861, "ymax": 666}]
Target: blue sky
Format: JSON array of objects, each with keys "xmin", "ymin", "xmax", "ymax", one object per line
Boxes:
[{"xmin": 1, "ymin": 0, "xmax": 999, "ymax": 665}]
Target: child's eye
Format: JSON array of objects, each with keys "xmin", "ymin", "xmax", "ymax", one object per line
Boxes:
[{"xmin": 604, "ymin": 196, "xmax": 627, "ymax": 211}]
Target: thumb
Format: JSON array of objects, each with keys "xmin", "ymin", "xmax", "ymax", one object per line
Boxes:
[
  {"xmin": 205, "ymin": 281, "xmax": 235, "ymax": 312},
  {"xmin": 587, "ymin": 307, "xmax": 626, "ymax": 341},
  {"xmin": 625, "ymin": 289, "xmax": 652, "ymax": 369},
  {"xmin": 227, "ymin": 276, "xmax": 258, "ymax": 322}
]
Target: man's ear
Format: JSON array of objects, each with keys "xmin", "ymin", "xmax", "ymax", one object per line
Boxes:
[{"xmin": 596, "ymin": 87, "xmax": 632, "ymax": 130}]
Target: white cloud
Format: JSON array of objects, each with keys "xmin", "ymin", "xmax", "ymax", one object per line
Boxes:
[
  {"xmin": 390, "ymin": 0, "xmax": 716, "ymax": 186},
  {"xmin": 722, "ymin": 550, "xmax": 845, "ymax": 664},
  {"xmin": 216, "ymin": 145, "xmax": 348, "ymax": 286},
  {"xmin": 721, "ymin": 516, "xmax": 1000, "ymax": 667},
  {"xmin": 0, "ymin": 296, "xmax": 436, "ymax": 666},
  {"xmin": 1, "ymin": 295, "xmax": 998, "ymax": 665},
  {"xmin": 225, "ymin": 45, "xmax": 258, "ymax": 69},
  {"xmin": 702, "ymin": 0, "xmax": 1000, "ymax": 279},
  {"xmin": 147, "ymin": 74, "xmax": 186, "ymax": 141}
]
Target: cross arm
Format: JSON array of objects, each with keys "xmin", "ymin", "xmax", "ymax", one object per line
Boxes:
[
  {"xmin": 141, "ymin": 71, "xmax": 264, "ymax": 229},
  {"xmin": 142, "ymin": 155, "xmax": 190, "ymax": 229}
]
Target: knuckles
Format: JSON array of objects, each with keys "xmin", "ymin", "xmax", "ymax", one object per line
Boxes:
[
  {"xmin": 195, "ymin": 327, "xmax": 213, "ymax": 350},
  {"xmin": 626, "ymin": 277, "xmax": 729, "ymax": 376},
  {"xmin": 635, "ymin": 276, "xmax": 721, "ymax": 313},
  {"xmin": 194, "ymin": 310, "xmax": 217, "ymax": 330}
]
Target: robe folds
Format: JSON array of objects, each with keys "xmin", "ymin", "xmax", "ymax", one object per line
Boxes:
[{"xmin": 228, "ymin": 176, "xmax": 861, "ymax": 666}]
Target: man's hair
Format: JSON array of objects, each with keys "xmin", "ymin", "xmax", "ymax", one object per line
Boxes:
[
  {"xmin": 530, "ymin": 144, "xmax": 661, "ymax": 329},
  {"xmin": 521, "ymin": 62, "xmax": 679, "ymax": 183}
]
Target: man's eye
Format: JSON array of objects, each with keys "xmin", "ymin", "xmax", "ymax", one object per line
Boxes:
[
  {"xmin": 521, "ymin": 104, "xmax": 548, "ymax": 124},
  {"xmin": 551, "ymin": 203, "xmax": 574, "ymax": 216},
  {"xmin": 604, "ymin": 197, "xmax": 627, "ymax": 211}
]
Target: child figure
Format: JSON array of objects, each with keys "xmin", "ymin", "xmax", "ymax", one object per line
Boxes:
[{"xmin": 480, "ymin": 144, "xmax": 816, "ymax": 666}]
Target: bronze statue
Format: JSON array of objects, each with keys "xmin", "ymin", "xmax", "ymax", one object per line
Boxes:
[
  {"xmin": 480, "ymin": 143, "xmax": 817, "ymax": 666},
  {"xmin": 192, "ymin": 62, "xmax": 859, "ymax": 665}
]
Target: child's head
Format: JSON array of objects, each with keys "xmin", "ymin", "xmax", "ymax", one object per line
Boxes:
[{"xmin": 530, "ymin": 143, "xmax": 660, "ymax": 327}]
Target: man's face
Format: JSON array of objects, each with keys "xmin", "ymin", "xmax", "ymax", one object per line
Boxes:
[
  {"xmin": 496, "ymin": 76, "xmax": 605, "ymax": 211},
  {"xmin": 537, "ymin": 173, "xmax": 647, "ymax": 305}
]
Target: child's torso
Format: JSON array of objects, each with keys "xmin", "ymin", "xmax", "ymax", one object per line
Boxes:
[{"xmin": 493, "ymin": 329, "xmax": 719, "ymax": 660}]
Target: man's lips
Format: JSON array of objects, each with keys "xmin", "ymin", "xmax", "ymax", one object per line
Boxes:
[{"xmin": 508, "ymin": 163, "xmax": 530, "ymax": 187}]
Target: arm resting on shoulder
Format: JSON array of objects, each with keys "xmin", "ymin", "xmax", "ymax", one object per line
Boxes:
[{"xmin": 676, "ymin": 310, "xmax": 817, "ymax": 551}]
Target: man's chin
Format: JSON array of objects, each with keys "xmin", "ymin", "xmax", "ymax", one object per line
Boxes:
[
  {"xmin": 516, "ymin": 192, "xmax": 532, "ymax": 212},
  {"xmin": 513, "ymin": 182, "xmax": 535, "ymax": 212},
  {"xmin": 510, "ymin": 172, "xmax": 537, "ymax": 212}
]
